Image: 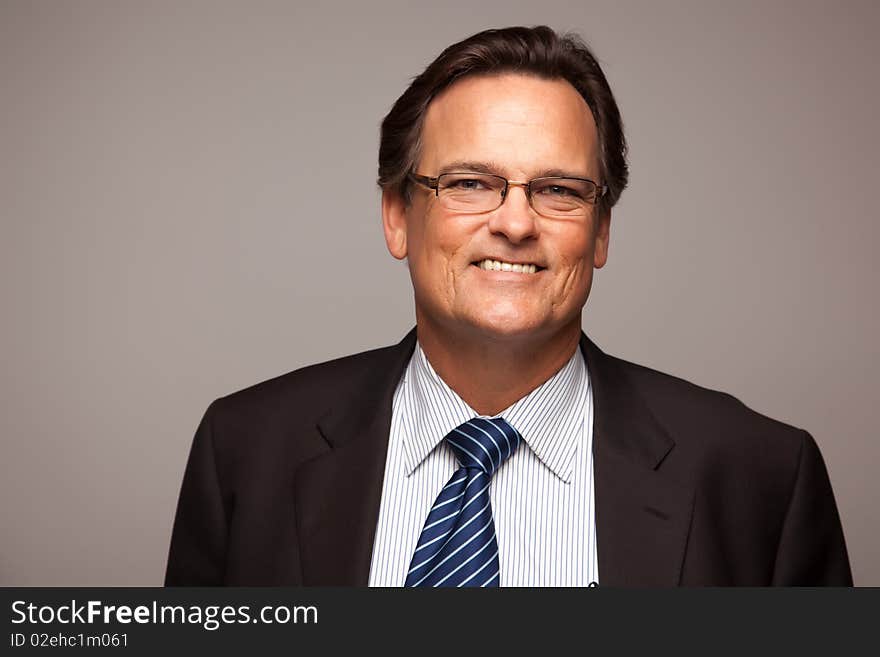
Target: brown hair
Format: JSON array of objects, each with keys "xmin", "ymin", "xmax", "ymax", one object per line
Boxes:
[{"xmin": 378, "ymin": 25, "xmax": 628, "ymax": 213}]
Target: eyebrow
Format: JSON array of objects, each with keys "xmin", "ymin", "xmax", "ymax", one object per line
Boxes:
[
  {"xmin": 436, "ymin": 160, "xmax": 592, "ymax": 179},
  {"xmin": 437, "ymin": 160, "xmax": 505, "ymax": 176}
]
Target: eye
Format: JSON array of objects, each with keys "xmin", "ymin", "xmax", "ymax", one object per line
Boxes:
[
  {"xmin": 542, "ymin": 184, "xmax": 582, "ymax": 198},
  {"xmin": 531, "ymin": 178, "xmax": 596, "ymax": 203},
  {"xmin": 448, "ymin": 178, "xmax": 486, "ymax": 191}
]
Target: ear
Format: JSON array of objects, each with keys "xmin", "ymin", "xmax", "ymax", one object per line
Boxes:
[
  {"xmin": 382, "ymin": 187, "xmax": 408, "ymax": 260},
  {"xmin": 593, "ymin": 208, "xmax": 611, "ymax": 269}
]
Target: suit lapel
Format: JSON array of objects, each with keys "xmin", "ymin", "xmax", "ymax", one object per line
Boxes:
[
  {"xmin": 293, "ymin": 329, "xmax": 417, "ymax": 585},
  {"xmin": 581, "ymin": 334, "xmax": 695, "ymax": 586}
]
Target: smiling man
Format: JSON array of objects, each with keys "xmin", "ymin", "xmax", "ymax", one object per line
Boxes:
[{"xmin": 165, "ymin": 26, "xmax": 851, "ymax": 586}]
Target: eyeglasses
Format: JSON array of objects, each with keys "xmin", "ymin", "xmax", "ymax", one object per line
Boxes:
[{"xmin": 408, "ymin": 172, "xmax": 607, "ymax": 219}]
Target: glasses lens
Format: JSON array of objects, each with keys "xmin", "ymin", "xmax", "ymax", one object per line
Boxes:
[
  {"xmin": 530, "ymin": 178, "xmax": 596, "ymax": 217},
  {"xmin": 437, "ymin": 173, "xmax": 506, "ymax": 213}
]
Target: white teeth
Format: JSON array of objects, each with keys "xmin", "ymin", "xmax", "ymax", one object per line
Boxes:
[{"xmin": 477, "ymin": 259, "xmax": 540, "ymax": 273}]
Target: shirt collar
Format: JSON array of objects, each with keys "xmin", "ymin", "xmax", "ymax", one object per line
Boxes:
[{"xmin": 399, "ymin": 342, "xmax": 590, "ymax": 483}]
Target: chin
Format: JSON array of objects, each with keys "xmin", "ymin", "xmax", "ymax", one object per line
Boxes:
[{"xmin": 463, "ymin": 310, "xmax": 551, "ymax": 341}]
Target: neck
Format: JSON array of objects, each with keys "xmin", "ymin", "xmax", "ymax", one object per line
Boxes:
[{"xmin": 416, "ymin": 314, "xmax": 582, "ymax": 416}]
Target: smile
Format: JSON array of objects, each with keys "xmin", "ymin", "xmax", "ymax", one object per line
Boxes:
[{"xmin": 473, "ymin": 259, "xmax": 544, "ymax": 274}]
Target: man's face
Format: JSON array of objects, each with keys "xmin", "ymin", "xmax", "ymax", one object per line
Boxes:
[{"xmin": 382, "ymin": 73, "xmax": 610, "ymax": 344}]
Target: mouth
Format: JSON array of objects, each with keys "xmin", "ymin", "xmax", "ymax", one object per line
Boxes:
[{"xmin": 471, "ymin": 258, "xmax": 546, "ymax": 274}]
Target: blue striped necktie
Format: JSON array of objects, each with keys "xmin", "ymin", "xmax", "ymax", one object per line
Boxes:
[{"xmin": 405, "ymin": 417, "xmax": 522, "ymax": 587}]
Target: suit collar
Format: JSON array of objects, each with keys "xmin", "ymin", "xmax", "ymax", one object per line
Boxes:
[
  {"xmin": 293, "ymin": 328, "xmax": 693, "ymax": 586},
  {"xmin": 580, "ymin": 334, "xmax": 694, "ymax": 586},
  {"xmin": 578, "ymin": 333, "xmax": 674, "ymax": 469},
  {"xmin": 293, "ymin": 328, "xmax": 417, "ymax": 585}
]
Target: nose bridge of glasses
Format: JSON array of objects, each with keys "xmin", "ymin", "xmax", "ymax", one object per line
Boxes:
[
  {"xmin": 501, "ymin": 180, "xmax": 546, "ymax": 219},
  {"xmin": 500, "ymin": 179, "xmax": 531, "ymax": 201}
]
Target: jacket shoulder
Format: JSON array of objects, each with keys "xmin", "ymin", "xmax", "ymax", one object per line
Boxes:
[
  {"xmin": 609, "ymin": 353, "xmax": 807, "ymax": 453},
  {"xmin": 598, "ymin": 352, "xmax": 850, "ymax": 585},
  {"xmin": 206, "ymin": 340, "xmax": 406, "ymax": 425}
]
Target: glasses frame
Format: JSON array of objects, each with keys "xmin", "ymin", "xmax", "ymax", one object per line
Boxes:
[{"xmin": 408, "ymin": 172, "xmax": 608, "ymax": 217}]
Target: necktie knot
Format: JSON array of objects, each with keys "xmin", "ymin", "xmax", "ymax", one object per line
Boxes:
[{"xmin": 445, "ymin": 417, "xmax": 522, "ymax": 476}]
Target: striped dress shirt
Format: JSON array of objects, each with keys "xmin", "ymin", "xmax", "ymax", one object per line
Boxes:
[{"xmin": 368, "ymin": 342, "xmax": 598, "ymax": 587}]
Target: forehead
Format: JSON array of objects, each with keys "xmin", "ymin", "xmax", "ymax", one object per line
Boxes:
[{"xmin": 419, "ymin": 73, "xmax": 598, "ymax": 177}]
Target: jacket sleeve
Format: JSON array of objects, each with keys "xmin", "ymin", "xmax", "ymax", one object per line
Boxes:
[
  {"xmin": 164, "ymin": 401, "xmax": 229, "ymax": 585},
  {"xmin": 771, "ymin": 431, "xmax": 853, "ymax": 585}
]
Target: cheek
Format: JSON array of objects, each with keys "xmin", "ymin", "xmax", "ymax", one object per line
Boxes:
[
  {"xmin": 555, "ymin": 225, "xmax": 594, "ymax": 272},
  {"xmin": 407, "ymin": 214, "xmax": 471, "ymax": 299},
  {"xmin": 547, "ymin": 227, "xmax": 597, "ymax": 302},
  {"xmin": 416, "ymin": 212, "xmax": 475, "ymax": 266}
]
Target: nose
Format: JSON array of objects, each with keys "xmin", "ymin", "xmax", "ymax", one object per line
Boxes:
[{"xmin": 486, "ymin": 183, "xmax": 539, "ymax": 244}]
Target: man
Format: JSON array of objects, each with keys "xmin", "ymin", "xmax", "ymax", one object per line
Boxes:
[{"xmin": 165, "ymin": 26, "xmax": 851, "ymax": 586}]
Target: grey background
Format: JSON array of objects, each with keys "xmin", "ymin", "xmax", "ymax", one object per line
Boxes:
[{"xmin": 2, "ymin": 0, "xmax": 877, "ymax": 585}]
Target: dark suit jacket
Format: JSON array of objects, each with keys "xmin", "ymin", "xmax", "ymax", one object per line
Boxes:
[{"xmin": 165, "ymin": 329, "xmax": 852, "ymax": 586}]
